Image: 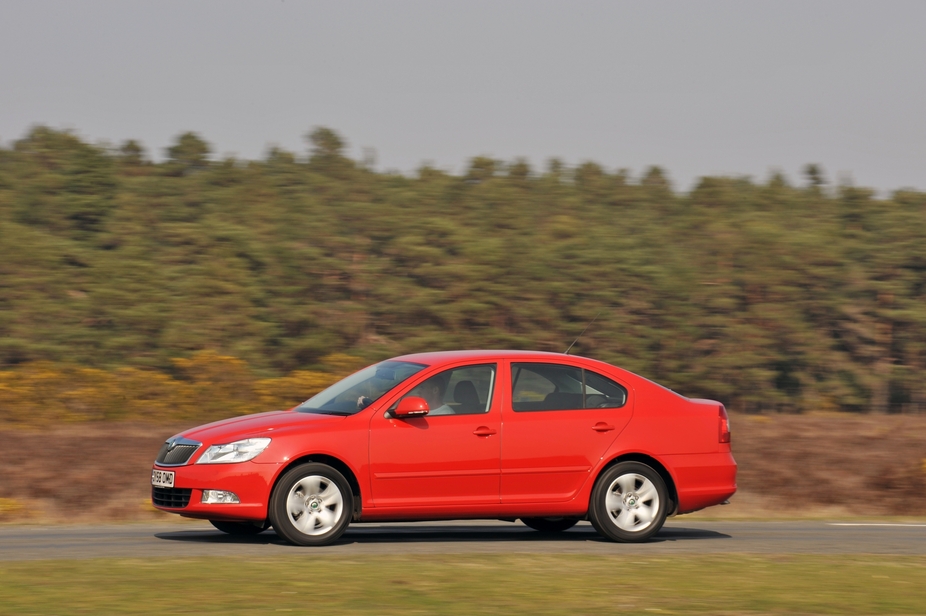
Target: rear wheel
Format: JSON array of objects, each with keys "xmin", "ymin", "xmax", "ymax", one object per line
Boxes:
[
  {"xmin": 521, "ymin": 517, "xmax": 580, "ymax": 533},
  {"xmin": 589, "ymin": 461, "xmax": 668, "ymax": 542},
  {"xmin": 269, "ymin": 463, "xmax": 353, "ymax": 546},
  {"xmin": 209, "ymin": 520, "xmax": 269, "ymax": 535}
]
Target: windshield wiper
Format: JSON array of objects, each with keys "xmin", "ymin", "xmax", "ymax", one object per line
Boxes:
[{"xmin": 298, "ymin": 408, "xmax": 353, "ymax": 416}]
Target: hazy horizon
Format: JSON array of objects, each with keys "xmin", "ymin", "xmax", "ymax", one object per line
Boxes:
[{"xmin": 2, "ymin": 0, "xmax": 924, "ymax": 194}]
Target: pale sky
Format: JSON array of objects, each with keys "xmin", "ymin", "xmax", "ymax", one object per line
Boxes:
[{"xmin": 1, "ymin": 0, "xmax": 924, "ymax": 193}]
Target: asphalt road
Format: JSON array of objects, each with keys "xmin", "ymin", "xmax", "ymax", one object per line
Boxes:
[{"xmin": 2, "ymin": 520, "xmax": 926, "ymax": 561}]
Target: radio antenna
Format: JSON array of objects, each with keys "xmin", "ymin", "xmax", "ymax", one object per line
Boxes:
[{"xmin": 564, "ymin": 311, "xmax": 601, "ymax": 355}]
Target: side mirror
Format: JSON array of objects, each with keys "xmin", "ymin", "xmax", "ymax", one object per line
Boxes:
[{"xmin": 393, "ymin": 396, "xmax": 430, "ymax": 418}]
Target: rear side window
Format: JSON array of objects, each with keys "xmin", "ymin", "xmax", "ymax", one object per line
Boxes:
[{"xmin": 511, "ymin": 363, "xmax": 627, "ymax": 412}]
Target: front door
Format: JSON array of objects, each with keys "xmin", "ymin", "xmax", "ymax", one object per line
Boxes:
[{"xmin": 369, "ymin": 363, "xmax": 501, "ymax": 508}]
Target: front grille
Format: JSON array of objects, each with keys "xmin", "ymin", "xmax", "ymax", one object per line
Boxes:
[
  {"xmin": 152, "ymin": 487, "xmax": 192, "ymax": 508},
  {"xmin": 154, "ymin": 437, "xmax": 202, "ymax": 466}
]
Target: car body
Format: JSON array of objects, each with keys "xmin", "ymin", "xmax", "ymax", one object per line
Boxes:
[{"xmin": 151, "ymin": 350, "xmax": 736, "ymax": 545}]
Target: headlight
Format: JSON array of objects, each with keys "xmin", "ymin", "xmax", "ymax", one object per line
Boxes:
[{"xmin": 196, "ymin": 438, "xmax": 271, "ymax": 464}]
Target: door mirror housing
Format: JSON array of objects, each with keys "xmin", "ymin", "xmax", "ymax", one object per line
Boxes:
[{"xmin": 393, "ymin": 396, "xmax": 430, "ymax": 418}]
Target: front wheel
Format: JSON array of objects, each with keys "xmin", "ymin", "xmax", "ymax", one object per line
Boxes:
[
  {"xmin": 521, "ymin": 517, "xmax": 580, "ymax": 533},
  {"xmin": 588, "ymin": 462, "xmax": 668, "ymax": 542},
  {"xmin": 209, "ymin": 519, "xmax": 269, "ymax": 535},
  {"xmin": 269, "ymin": 463, "xmax": 353, "ymax": 546}
]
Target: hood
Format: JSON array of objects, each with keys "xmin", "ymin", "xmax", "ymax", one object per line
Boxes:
[{"xmin": 178, "ymin": 410, "xmax": 346, "ymax": 445}]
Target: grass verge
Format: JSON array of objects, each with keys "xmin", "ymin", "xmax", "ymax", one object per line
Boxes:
[{"xmin": 1, "ymin": 554, "xmax": 925, "ymax": 615}]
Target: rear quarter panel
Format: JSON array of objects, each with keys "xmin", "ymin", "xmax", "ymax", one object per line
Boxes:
[{"xmin": 589, "ymin": 376, "xmax": 736, "ymax": 514}]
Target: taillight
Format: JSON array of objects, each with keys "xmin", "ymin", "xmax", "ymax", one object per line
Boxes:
[{"xmin": 719, "ymin": 406, "xmax": 731, "ymax": 443}]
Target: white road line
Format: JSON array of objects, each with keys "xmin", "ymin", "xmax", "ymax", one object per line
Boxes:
[{"xmin": 828, "ymin": 523, "xmax": 926, "ymax": 527}]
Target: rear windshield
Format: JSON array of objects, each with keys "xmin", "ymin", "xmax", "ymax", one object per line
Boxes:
[{"xmin": 296, "ymin": 360, "xmax": 426, "ymax": 415}]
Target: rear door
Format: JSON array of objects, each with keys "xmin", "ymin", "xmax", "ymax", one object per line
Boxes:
[{"xmin": 501, "ymin": 361, "xmax": 633, "ymax": 503}]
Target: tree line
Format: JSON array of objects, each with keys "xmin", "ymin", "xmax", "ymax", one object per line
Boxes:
[{"xmin": 1, "ymin": 125, "xmax": 925, "ymax": 419}]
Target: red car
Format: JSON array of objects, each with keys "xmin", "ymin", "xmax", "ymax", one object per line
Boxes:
[{"xmin": 151, "ymin": 350, "xmax": 736, "ymax": 545}]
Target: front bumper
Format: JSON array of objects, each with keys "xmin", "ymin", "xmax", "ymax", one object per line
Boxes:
[{"xmin": 151, "ymin": 460, "xmax": 281, "ymax": 522}]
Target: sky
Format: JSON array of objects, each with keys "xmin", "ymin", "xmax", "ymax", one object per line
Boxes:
[{"xmin": 1, "ymin": 0, "xmax": 924, "ymax": 193}]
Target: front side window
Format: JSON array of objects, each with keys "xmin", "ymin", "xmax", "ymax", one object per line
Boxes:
[
  {"xmin": 297, "ymin": 360, "xmax": 426, "ymax": 415},
  {"xmin": 400, "ymin": 364, "xmax": 496, "ymax": 416},
  {"xmin": 511, "ymin": 363, "xmax": 627, "ymax": 411}
]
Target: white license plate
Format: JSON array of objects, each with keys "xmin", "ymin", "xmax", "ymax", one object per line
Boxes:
[{"xmin": 151, "ymin": 469, "xmax": 175, "ymax": 488}]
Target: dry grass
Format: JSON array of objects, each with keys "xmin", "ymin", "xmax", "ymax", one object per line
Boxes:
[
  {"xmin": 0, "ymin": 422, "xmax": 189, "ymax": 523},
  {"xmin": 723, "ymin": 412, "xmax": 926, "ymax": 517},
  {"xmin": 1, "ymin": 413, "xmax": 925, "ymax": 523}
]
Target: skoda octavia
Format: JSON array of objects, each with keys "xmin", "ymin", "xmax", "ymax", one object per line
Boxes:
[{"xmin": 151, "ymin": 350, "xmax": 736, "ymax": 545}]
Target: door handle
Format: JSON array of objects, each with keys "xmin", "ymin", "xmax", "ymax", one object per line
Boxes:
[
  {"xmin": 473, "ymin": 426, "xmax": 497, "ymax": 437},
  {"xmin": 592, "ymin": 422, "xmax": 615, "ymax": 432}
]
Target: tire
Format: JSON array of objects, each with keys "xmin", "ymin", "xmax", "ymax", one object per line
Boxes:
[
  {"xmin": 588, "ymin": 461, "xmax": 668, "ymax": 543},
  {"xmin": 269, "ymin": 463, "xmax": 353, "ymax": 546},
  {"xmin": 521, "ymin": 517, "xmax": 580, "ymax": 533},
  {"xmin": 209, "ymin": 519, "xmax": 269, "ymax": 535}
]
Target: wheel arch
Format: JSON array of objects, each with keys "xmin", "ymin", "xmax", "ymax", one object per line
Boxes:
[
  {"xmin": 273, "ymin": 454, "xmax": 363, "ymax": 521},
  {"xmin": 595, "ymin": 453, "xmax": 679, "ymax": 516}
]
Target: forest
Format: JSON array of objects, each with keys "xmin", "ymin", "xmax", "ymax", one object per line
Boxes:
[{"xmin": 1, "ymin": 125, "xmax": 925, "ymax": 424}]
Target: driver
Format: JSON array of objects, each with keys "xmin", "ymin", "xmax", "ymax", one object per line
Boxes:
[{"xmin": 413, "ymin": 373, "xmax": 453, "ymax": 416}]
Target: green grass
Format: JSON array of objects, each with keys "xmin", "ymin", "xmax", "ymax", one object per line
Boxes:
[{"xmin": 1, "ymin": 554, "xmax": 925, "ymax": 615}]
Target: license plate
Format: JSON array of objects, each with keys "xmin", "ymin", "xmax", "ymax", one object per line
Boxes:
[{"xmin": 151, "ymin": 469, "xmax": 175, "ymax": 488}]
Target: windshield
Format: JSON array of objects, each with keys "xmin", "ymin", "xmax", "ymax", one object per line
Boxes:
[{"xmin": 296, "ymin": 360, "xmax": 427, "ymax": 415}]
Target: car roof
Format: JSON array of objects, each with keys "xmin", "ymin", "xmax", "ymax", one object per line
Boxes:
[{"xmin": 391, "ymin": 349, "xmax": 598, "ymax": 366}]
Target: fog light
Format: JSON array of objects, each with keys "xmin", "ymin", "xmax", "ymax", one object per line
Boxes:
[{"xmin": 201, "ymin": 490, "xmax": 240, "ymax": 504}]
